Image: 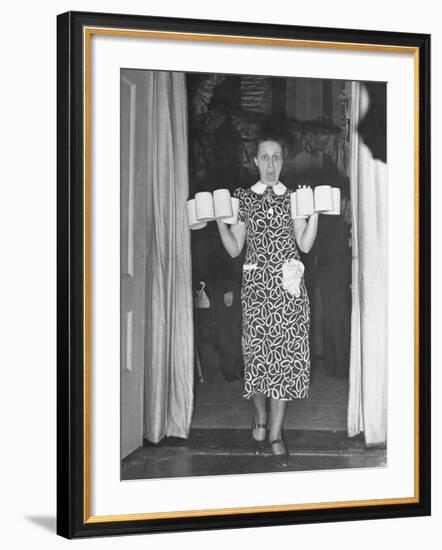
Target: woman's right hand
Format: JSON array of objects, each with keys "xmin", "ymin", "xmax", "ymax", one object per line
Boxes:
[{"xmin": 216, "ymin": 220, "xmax": 246, "ymax": 258}]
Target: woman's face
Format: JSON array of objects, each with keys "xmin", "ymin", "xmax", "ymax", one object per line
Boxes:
[{"xmin": 254, "ymin": 140, "xmax": 283, "ymax": 186}]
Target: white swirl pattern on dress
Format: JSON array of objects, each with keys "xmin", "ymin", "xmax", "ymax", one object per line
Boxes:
[{"xmin": 234, "ymin": 186, "xmax": 311, "ymax": 400}]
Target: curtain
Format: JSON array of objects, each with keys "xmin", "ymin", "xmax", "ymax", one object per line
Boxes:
[
  {"xmin": 348, "ymin": 82, "xmax": 388, "ymax": 446},
  {"xmin": 144, "ymin": 71, "xmax": 194, "ymax": 443},
  {"xmin": 348, "ymin": 82, "xmax": 363, "ymax": 437}
]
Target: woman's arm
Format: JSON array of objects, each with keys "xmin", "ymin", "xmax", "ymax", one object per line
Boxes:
[
  {"xmin": 216, "ymin": 220, "xmax": 247, "ymax": 258},
  {"xmin": 293, "ymin": 214, "xmax": 319, "ymax": 253}
]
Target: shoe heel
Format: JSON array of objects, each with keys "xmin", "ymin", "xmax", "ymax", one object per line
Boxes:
[
  {"xmin": 251, "ymin": 422, "xmax": 267, "ymax": 455},
  {"xmin": 270, "ymin": 438, "xmax": 289, "ymax": 468}
]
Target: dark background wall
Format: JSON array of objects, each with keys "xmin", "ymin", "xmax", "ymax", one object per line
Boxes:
[
  {"xmin": 186, "ymin": 73, "xmax": 350, "ymax": 195},
  {"xmin": 187, "ymin": 73, "xmax": 370, "ymax": 381}
]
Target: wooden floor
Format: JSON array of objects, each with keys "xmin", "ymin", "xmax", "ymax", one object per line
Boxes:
[
  {"xmin": 122, "ymin": 429, "xmax": 386, "ymax": 480},
  {"xmin": 121, "ymin": 361, "xmax": 379, "ymax": 482},
  {"xmin": 191, "ymin": 361, "xmax": 348, "ymax": 431}
]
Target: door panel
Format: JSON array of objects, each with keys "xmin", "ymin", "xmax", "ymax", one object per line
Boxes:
[{"xmin": 121, "ymin": 72, "xmax": 146, "ymax": 459}]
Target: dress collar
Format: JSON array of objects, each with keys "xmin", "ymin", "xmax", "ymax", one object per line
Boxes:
[{"xmin": 251, "ymin": 181, "xmax": 287, "ymax": 195}]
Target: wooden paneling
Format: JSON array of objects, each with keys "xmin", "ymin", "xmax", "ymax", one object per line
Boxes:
[
  {"xmin": 192, "ymin": 361, "xmax": 348, "ymax": 431},
  {"xmin": 286, "ymin": 78, "xmax": 324, "ymax": 121}
]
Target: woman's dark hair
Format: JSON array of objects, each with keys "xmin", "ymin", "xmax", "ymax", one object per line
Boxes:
[{"xmin": 253, "ymin": 133, "xmax": 288, "ymax": 159}]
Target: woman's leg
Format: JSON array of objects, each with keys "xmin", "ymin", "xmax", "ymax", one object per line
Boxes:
[
  {"xmin": 269, "ymin": 398, "xmax": 288, "ymax": 452},
  {"xmin": 252, "ymin": 392, "xmax": 267, "ymax": 441}
]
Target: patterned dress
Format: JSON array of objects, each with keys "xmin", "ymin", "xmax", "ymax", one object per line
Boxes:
[{"xmin": 234, "ymin": 183, "xmax": 310, "ymax": 400}]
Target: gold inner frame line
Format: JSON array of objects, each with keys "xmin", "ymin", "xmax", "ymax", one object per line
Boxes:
[{"xmin": 82, "ymin": 26, "xmax": 421, "ymax": 524}]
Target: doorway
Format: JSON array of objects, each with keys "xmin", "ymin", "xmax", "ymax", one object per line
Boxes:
[
  {"xmin": 121, "ymin": 71, "xmax": 388, "ymax": 480},
  {"xmin": 188, "ymin": 73, "xmax": 352, "ymax": 434}
]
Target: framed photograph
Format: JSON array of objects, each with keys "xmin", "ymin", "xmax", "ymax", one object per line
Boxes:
[{"xmin": 57, "ymin": 10, "xmax": 431, "ymax": 538}]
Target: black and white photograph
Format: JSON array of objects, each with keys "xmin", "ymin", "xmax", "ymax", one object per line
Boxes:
[{"xmin": 120, "ymin": 69, "xmax": 388, "ymax": 480}]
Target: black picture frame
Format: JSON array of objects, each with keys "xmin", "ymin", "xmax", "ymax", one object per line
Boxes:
[{"xmin": 57, "ymin": 10, "xmax": 431, "ymax": 539}]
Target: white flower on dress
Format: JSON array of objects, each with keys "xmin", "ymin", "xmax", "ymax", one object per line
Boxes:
[{"xmin": 282, "ymin": 259, "xmax": 305, "ymax": 297}]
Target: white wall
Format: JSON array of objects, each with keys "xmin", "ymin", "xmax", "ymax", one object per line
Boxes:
[{"xmin": 0, "ymin": 0, "xmax": 439, "ymax": 547}]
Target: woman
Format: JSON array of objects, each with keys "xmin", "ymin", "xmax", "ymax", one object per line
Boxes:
[{"xmin": 216, "ymin": 135, "xmax": 318, "ymax": 467}]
